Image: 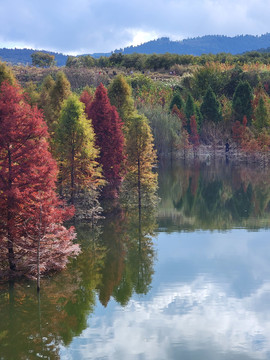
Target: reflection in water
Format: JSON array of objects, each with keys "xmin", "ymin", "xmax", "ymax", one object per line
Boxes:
[
  {"xmin": 1, "ymin": 160, "xmax": 270, "ymax": 359},
  {"xmin": 158, "ymin": 159, "xmax": 270, "ymax": 231},
  {"xmin": 0, "ymin": 206, "xmax": 156, "ymax": 359}
]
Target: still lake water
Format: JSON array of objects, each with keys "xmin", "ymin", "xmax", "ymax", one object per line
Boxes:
[{"xmin": 1, "ymin": 159, "xmax": 270, "ymax": 359}]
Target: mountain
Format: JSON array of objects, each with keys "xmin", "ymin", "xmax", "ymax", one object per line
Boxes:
[
  {"xmin": 2, "ymin": 34, "xmax": 270, "ymax": 65},
  {"xmin": 113, "ymin": 34, "xmax": 270, "ymax": 56},
  {"xmin": 0, "ymin": 48, "xmax": 68, "ymax": 66}
]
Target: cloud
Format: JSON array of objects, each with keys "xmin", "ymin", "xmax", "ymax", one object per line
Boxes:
[
  {"xmin": 0, "ymin": 0, "xmax": 270, "ymax": 54},
  {"xmin": 60, "ymin": 279, "xmax": 270, "ymax": 359}
]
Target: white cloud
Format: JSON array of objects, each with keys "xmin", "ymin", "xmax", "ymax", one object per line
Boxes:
[
  {"xmin": 60, "ymin": 278, "xmax": 270, "ymax": 359},
  {"xmin": 0, "ymin": 0, "xmax": 270, "ymax": 53}
]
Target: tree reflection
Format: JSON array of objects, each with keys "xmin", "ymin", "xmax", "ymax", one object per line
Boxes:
[{"xmin": 158, "ymin": 160, "xmax": 270, "ymax": 230}]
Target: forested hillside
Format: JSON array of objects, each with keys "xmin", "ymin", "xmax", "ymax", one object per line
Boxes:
[{"xmin": 0, "ymin": 48, "xmax": 68, "ymax": 66}]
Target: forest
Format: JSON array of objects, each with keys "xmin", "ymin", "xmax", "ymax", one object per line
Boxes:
[{"xmin": 1, "ymin": 49, "xmax": 270, "ymax": 283}]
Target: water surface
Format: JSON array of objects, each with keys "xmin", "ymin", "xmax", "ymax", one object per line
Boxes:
[{"xmin": 1, "ymin": 159, "xmax": 270, "ymax": 359}]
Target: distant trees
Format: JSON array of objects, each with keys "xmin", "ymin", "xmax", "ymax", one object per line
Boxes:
[
  {"xmin": 0, "ymin": 81, "xmax": 79, "ymax": 276},
  {"xmin": 31, "ymin": 52, "xmax": 56, "ymax": 67},
  {"xmin": 200, "ymin": 86, "xmax": 222, "ymax": 123},
  {"xmin": 232, "ymin": 81, "xmax": 253, "ymax": 124}
]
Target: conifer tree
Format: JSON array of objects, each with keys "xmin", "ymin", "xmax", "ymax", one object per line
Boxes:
[
  {"xmin": 253, "ymin": 96, "xmax": 269, "ymax": 131},
  {"xmin": 200, "ymin": 86, "xmax": 222, "ymax": 123},
  {"xmin": 0, "ymin": 61, "xmax": 16, "ymax": 87},
  {"xmin": 122, "ymin": 114, "xmax": 158, "ymax": 208},
  {"xmin": 107, "ymin": 74, "xmax": 135, "ymax": 125},
  {"xmin": 55, "ymin": 95, "xmax": 103, "ymax": 207},
  {"xmin": 169, "ymin": 92, "xmax": 184, "ymax": 112},
  {"xmin": 0, "ymin": 82, "xmax": 79, "ymax": 276},
  {"xmin": 232, "ymin": 81, "xmax": 253, "ymax": 124},
  {"xmin": 185, "ymin": 94, "xmax": 195, "ymax": 133},
  {"xmin": 88, "ymin": 83, "xmax": 125, "ymax": 195}
]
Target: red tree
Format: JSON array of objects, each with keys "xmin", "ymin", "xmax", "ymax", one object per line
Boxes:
[
  {"xmin": 0, "ymin": 82, "xmax": 79, "ymax": 278},
  {"xmin": 80, "ymin": 89, "xmax": 93, "ymax": 115},
  {"xmin": 87, "ymin": 83, "xmax": 125, "ymax": 196}
]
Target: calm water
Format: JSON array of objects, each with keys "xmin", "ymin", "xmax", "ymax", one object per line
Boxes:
[{"xmin": 1, "ymin": 159, "xmax": 270, "ymax": 359}]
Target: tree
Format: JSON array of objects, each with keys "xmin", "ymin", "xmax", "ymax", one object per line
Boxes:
[
  {"xmin": 185, "ymin": 94, "xmax": 195, "ymax": 133},
  {"xmin": 55, "ymin": 95, "xmax": 103, "ymax": 207},
  {"xmin": 169, "ymin": 92, "xmax": 184, "ymax": 112},
  {"xmin": 232, "ymin": 81, "xmax": 253, "ymax": 124},
  {"xmin": 253, "ymin": 96, "xmax": 269, "ymax": 131},
  {"xmin": 31, "ymin": 52, "xmax": 56, "ymax": 67},
  {"xmin": 200, "ymin": 86, "xmax": 222, "ymax": 123},
  {"xmin": 80, "ymin": 86, "xmax": 93, "ymax": 116},
  {"xmin": 107, "ymin": 74, "xmax": 135, "ymax": 125},
  {"xmin": 0, "ymin": 61, "xmax": 16, "ymax": 87},
  {"xmin": 88, "ymin": 83, "xmax": 125, "ymax": 196},
  {"xmin": 0, "ymin": 82, "xmax": 79, "ymax": 276},
  {"xmin": 122, "ymin": 114, "xmax": 158, "ymax": 208}
]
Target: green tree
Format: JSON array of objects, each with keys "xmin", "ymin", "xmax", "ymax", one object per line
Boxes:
[
  {"xmin": 232, "ymin": 81, "xmax": 253, "ymax": 124},
  {"xmin": 55, "ymin": 95, "xmax": 103, "ymax": 209},
  {"xmin": 0, "ymin": 61, "xmax": 16, "ymax": 87},
  {"xmin": 254, "ymin": 96, "xmax": 269, "ymax": 131},
  {"xmin": 31, "ymin": 51, "xmax": 56, "ymax": 67},
  {"xmin": 108, "ymin": 74, "xmax": 135, "ymax": 124},
  {"xmin": 122, "ymin": 114, "xmax": 158, "ymax": 209},
  {"xmin": 200, "ymin": 86, "xmax": 222, "ymax": 123},
  {"xmin": 169, "ymin": 92, "xmax": 184, "ymax": 112},
  {"xmin": 185, "ymin": 94, "xmax": 195, "ymax": 133}
]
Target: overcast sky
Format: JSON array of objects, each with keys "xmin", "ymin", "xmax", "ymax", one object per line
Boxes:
[{"xmin": 0, "ymin": 0, "xmax": 269, "ymax": 55}]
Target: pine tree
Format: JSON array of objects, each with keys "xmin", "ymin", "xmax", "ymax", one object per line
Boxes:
[
  {"xmin": 200, "ymin": 86, "xmax": 222, "ymax": 123},
  {"xmin": 0, "ymin": 82, "xmax": 79, "ymax": 276},
  {"xmin": 88, "ymin": 83, "xmax": 125, "ymax": 196},
  {"xmin": 55, "ymin": 95, "xmax": 103, "ymax": 207}
]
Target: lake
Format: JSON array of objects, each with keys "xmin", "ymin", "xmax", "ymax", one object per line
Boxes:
[{"xmin": 1, "ymin": 159, "xmax": 270, "ymax": 360}]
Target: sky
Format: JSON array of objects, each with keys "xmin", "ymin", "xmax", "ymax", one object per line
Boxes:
[{"xmin": 0, "ymin": 0, "xmax": 269, "ymax": 55}]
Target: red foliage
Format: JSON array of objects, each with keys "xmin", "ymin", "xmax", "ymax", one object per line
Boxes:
[
  {"xmin": 80, "ymin": 89, "xmax": 93, "ymax": 115},
  {"xmin": 189, "ymin": 115, "xmax": 200, "ymax": 147},
  {"xmin": 0, "ymin": 82, "xmax": 79, "ymax": 276},
  {"xmin": 172, "ymin": 104, "xmax": 187, "ymax": 128},
  {"xmin": 87, "ymin": 83, "xmax": 125, "ymax": 196}
]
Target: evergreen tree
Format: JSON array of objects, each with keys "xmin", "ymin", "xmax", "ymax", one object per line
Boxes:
[
  {"xmin": 169, "ymin": 92, "xmax": 184, "ymax": 112},
  {"xmin": 200, "ymin": 86, "xmax": 222, "ymax": 123},
  {"xmin": 185, "ymin": 94, "xmax": 195, "ymax": 133},
  {"xmin": 88, "ymin": 83, "xmax": 125, "ymax": 196},
  {"xmin": 232, "ymin": 81, "xmax": 253, "ymax": 124},
  {"xmin": 253, "ymin": 96, "xmax": 269, "ymax": 131},
  {"xmin": 56, "ymin": 95, "xmax": 103, "ymax": 207}
]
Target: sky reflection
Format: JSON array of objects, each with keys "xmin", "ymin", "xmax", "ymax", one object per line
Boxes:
[{"xmin": 60, "ymin": 230, "xmax": 270, "ymax": 360}]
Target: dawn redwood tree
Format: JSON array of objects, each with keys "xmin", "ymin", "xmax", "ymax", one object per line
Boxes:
[
  {"xmin": 107, "ymin": 74, "xmax": 135, "ymax": 126},
  {"xmin": 80, "ymin": 87, "xmax": 93, "ymax": 116},
  {"xmin": 122, "ymin": 113, "xmax": 158, "ymax": 209},
  {"xmin": 0, "ymin": 82, "xmax": 79, "ymax": 276},
  {"xmin": 87, "ymin": 83, "xmax": 125, "ymax": 195},
  {"xmin": 55, "ymin": 95, "xmax": 103, "ymax": 206}
]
